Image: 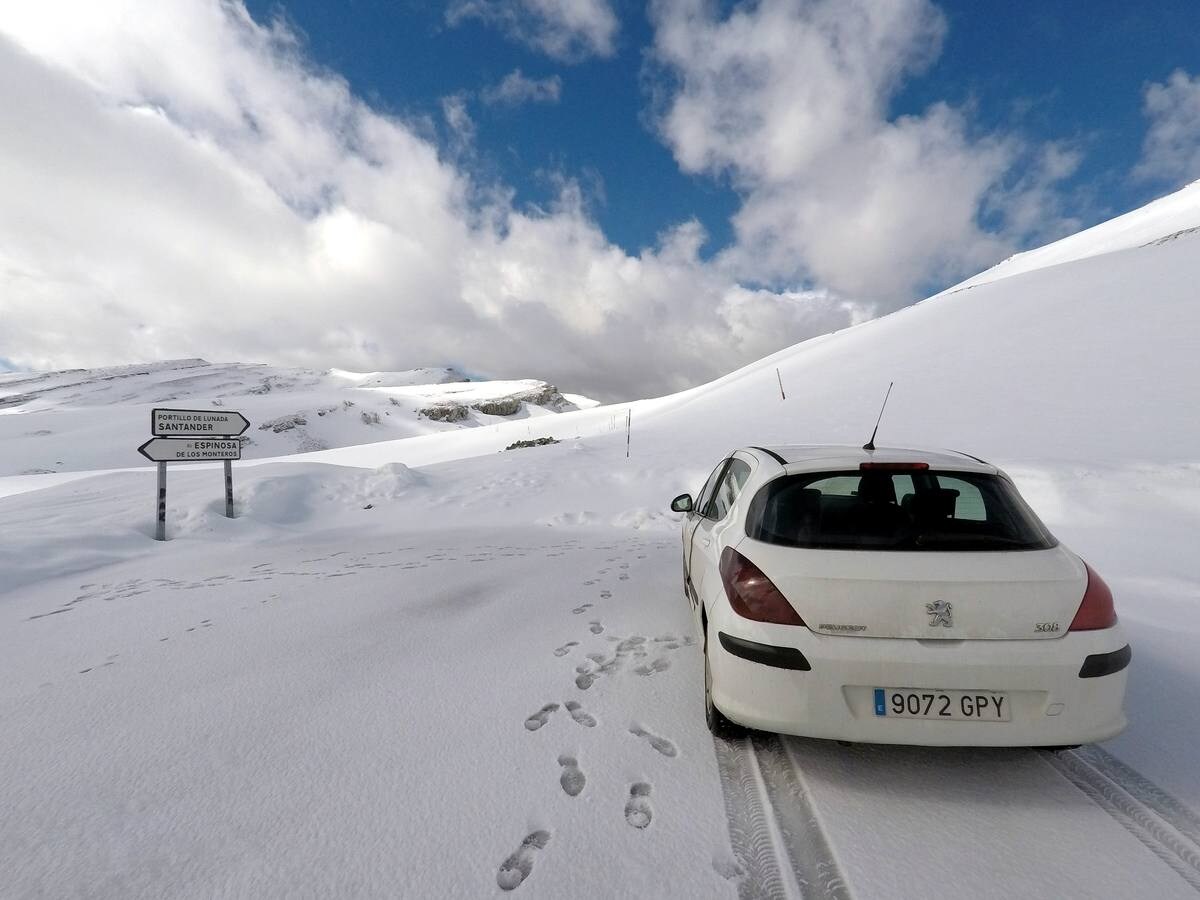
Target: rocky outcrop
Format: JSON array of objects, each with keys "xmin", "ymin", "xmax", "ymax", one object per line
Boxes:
[
  {"xmin": 259, "ymin": 413, "xmax": 307, "ymax": 433},
  {"xmin": 419, "ymin": 403, "xmax": 470, "ymax": 422},
  {"xmin": 504, "ymin": 437, "xmax": 560, "ymax": 450},
  {"xmin": 470, "ymin": 383, "xmax": 575, "ymax": 417},
  {"xmin": 471, "ymin": 398, "xmax": 522, "ymax": 416}
]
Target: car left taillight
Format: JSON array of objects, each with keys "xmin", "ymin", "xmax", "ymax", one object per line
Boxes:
[
  {"xmin": 719, "ymin": 548, "xmax": 806, "ymax": 626},
  {"xmin": 1068, "ymin": 561, "xmax": 1117, "ymax": 631}
]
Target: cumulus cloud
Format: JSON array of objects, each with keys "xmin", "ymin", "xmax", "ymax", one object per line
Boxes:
[
  {"xmin": 1135, "ymin": 69, "xmax": 1200, "ymax": 186},
  {"xmin": 481, "ymin": 69, "xmax": 562, "ymax": 106},
  {"xmin": 446, "ymin": 0, "xmax": 618, "ymax": 61},
  {"xmin": 648, "ymin": 0, "xmax": 1079, "ymax": 306},
  {"xmin": 0, "ymin": 1, "xmax": 866, "ymax": 401}
]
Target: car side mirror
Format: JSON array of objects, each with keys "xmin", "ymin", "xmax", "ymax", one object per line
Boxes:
[{"xmin": 670, "ymin": 493, "xmax": 694, "ymax": 513}]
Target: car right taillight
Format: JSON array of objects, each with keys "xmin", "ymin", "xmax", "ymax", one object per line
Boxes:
[
  {"xmin": 719, "ymin": 548, "xmax": 806, "ymax": 626},
  {"xmin": 1069, "ymin": 561, "xmax": 1117, "ymax": 631}
]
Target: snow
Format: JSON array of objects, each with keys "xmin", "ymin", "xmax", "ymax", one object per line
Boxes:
[
  {"xmin": 3, "ymin": 182, "xmax": 1200, "ymax": 897},
  {"xmin": 0, "ymin": 360, "xmax": 590, "ymax": 477}
]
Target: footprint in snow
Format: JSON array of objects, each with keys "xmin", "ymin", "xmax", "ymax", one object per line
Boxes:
[
  {"xmin": 635, "ymin": 657, "xmax": 671, "ymax": 677},
  {"xmin": 618, "ymin": 574, "xmax": 630, "ymax": 581},
  {"xmin": 572, "ymin": 603, "xmax": 592, "ymax": 615},
  {"xmin": 565, "ymin": 700, "xmax": 596, "ymax": 727},
  {"xmin": 625, "ymin": 783, "xmax": 653, "ymax": 829},
  {"xmin": 629, "ymin": 724, "xmax": 678, "ymax": 758},
  {"xmin": 497, "ymin": 830, "xmax": 551, "ymax": 891},
  {"xmin": 589, "ymin": 621, "xmax": 604, "ymax": 635},
  {"xmin": 553, "ymin": 641, "xmax": 579, "ymax": 658},
  {"xmin": 524, "ymin": 703, "xmax": 559, "ymax": 731},
  {"xmin": 575, "ymin": 672, "xmax": 597, "ymax": 691},
  {"xmin": 599, "ymin": 590, "xmax": 612, "ymax": 599},
  {"xmin": 558, "ymin": 754, "xmax": 587, "ymax": 796}
]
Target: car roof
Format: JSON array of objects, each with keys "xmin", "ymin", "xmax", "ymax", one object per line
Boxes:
[{"xmin": 744, "ymin": 444, "xmax": 998, "ymax": 474}]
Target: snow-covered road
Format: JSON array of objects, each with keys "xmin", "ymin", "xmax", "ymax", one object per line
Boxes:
[{"xmin": 4, "ymin": 519, "xmax": 1199, "ymax": 898}]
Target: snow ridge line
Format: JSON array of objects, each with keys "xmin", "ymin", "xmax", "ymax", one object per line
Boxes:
[
  {"xmin": 713, "ymin": 735, "xmax": 788, "ymax": 900},
  {"xmin": 1042, "ymin": 750, "xmax": 1200, "ymax": 892},
  {"xmin": 756, "ymin": 736, "xmax": 852, "ymax": 900}
]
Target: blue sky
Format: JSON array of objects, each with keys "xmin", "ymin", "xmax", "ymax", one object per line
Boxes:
[
  {"xmin": 247, "ymin": 0, "xmax": 1200, "ymax": 258},
  {"xmin": 2, "ymin": 2, "xmax": 1199, "ymax": 396}
]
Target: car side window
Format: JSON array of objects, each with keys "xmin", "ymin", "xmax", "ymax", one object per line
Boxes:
[
  {"xmin": 706, "ymin": 459, "xmax": 752, "ymax": 520},
  {"xmin": 695, "ymin": 461, "xmax": 729, "ymax": 516}
]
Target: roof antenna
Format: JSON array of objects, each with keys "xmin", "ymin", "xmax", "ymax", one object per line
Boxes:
[{"xmin": 862, "ymin": 381, "xmax": 894, "ymax": 452}]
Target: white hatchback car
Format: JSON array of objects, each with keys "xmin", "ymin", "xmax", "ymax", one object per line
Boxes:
[{"xmin": 671, "ymin": 446, "xmax": 1130, "ymax": 747}]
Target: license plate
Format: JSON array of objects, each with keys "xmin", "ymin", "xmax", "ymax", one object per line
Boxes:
[{"xmin": 874, "ymin": 688, "xmax": 1010, "ymax": 721}]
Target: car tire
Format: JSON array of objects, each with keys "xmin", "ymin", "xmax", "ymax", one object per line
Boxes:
[{"xmin": 704, "ymin": 630, "xmax": 746, "ymax": 740}]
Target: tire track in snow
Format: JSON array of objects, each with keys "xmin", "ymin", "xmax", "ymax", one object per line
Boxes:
[
  {"xmin": 713, "ymin": 735, "xmax": 788, "ymax": 899},
  {"xmin": 1075, "ymin": 746, "xmax": 1200, "ymax": 849},
  {"xmin": 1043, "ymin": 748, "xmax": 1200, "ymax": 892},
  {"xmin": 714, "ymin": 734, "xmax": 851, "ymax": 899},
  {"xmin": 758, "ymin": 736, "xmax": 852, "ymax": 900}
]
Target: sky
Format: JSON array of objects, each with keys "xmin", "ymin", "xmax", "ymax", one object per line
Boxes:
[{"xmin": 1, "ymin": 1, "xmax": 1199, "ymax": 400}]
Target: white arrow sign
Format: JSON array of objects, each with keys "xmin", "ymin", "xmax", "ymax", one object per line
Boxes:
[
  {"xmin": 138, "ymin": 437, "xmax": 242, "ymax": 462},
  {"xmin": 151, "ymin": 407, "xmax": 250, "ymax": 437}
]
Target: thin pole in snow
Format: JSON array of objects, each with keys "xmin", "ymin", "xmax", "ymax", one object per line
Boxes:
[
  {"xmin": 224, "ymin": 459, "xmax": 234, "ymax": 518},
  {"xmin": 155, "ymin": 462, "xmax": 167, "ymax": 541},
  {"xmin": 625, "ymin": 409, "xmax": 631, "ymax": 459},
  {"xmin": 776, "ymin": 368, "xmax": 786, "ymax": 400}
]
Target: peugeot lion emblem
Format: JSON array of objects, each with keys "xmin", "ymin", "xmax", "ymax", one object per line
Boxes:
[{"xmin": 926, "ymin": 600, "xmax": 954, "ymax": 628}]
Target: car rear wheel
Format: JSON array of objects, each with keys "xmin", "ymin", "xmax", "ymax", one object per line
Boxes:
[{"xmin": 704, "ymin": 627, "xmax": 746, "ymax": 740}]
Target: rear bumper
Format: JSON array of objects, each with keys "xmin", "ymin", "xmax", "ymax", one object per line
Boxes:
[{"xmin": 709, "ymin": 618, "xmax": 1129, "ymax": 747}]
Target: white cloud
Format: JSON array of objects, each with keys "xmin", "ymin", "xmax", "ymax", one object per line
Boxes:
[
  {"xmin": 0, "ymin": 2, "xmax": 866, "ymax": 401},
  {"xmin": 481, "ymin": 69, "xmax": 562, "ymax": 106},
  {"xmin": 446, "ymin": 0, "xmax": 618, "ymax": 61},
  {"xmin": 1136, "ymin": 69, "xmax": 1200, "ymax": 186},
  {"xmin": 441, "ymin": 92, "xmax": 477, "ymax": 150},
  {"xmin": 648, "ymin": 0, "xmax": 1078, "ymax": 306}
]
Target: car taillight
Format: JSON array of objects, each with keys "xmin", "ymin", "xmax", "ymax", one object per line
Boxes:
[
  {"xmin": 1069, "ymin": 561, "xmax": 1117, "ymax": 631},
  {"xmin": 719, "ymin": 548, "xmax": 806, "ymax": 626}
]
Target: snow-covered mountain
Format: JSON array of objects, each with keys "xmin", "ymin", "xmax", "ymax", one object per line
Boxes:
[
  {"xmin": 2, "ymin": 182, "xmax": 1199, "ymax": 899},
  {"xmin": 0, "ymin": 359, "xmax": 594, "ymax": 476}
]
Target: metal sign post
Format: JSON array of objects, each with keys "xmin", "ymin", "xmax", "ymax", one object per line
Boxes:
[
  {"xmin": 156, "ymin": 462, "xmax": 167, "ymax": 542},
  {"xmin": 142, "ymin": 409, "xmax": 248, "ymax": 541}
]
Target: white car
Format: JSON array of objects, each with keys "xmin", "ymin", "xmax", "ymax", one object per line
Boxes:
[{"xmin": 670, "ymin": 446, "xmax": 1130, "ymax": 747}]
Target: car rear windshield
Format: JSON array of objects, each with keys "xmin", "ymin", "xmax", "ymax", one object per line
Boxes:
[{"xmin": 745, "ymin": 469, "xmax": 1057, "ymax": 551}]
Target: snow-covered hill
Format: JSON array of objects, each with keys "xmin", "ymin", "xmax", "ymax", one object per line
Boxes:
[
  {"xmin": 0, "ymin": 358, "xmax": 593, "ymax": 476},
  {"xmin": 2, "ymin": 181, "xmax": 1200, "ymax": 898}
]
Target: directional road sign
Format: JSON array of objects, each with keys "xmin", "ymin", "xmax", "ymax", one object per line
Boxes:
[
  {"xmin": 138, "ymin": 437, "xmax": 242, "ymax": 462},
  {"xmin": 151, "ymin": 408, "xmax": 250, "ymax": 437}
]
